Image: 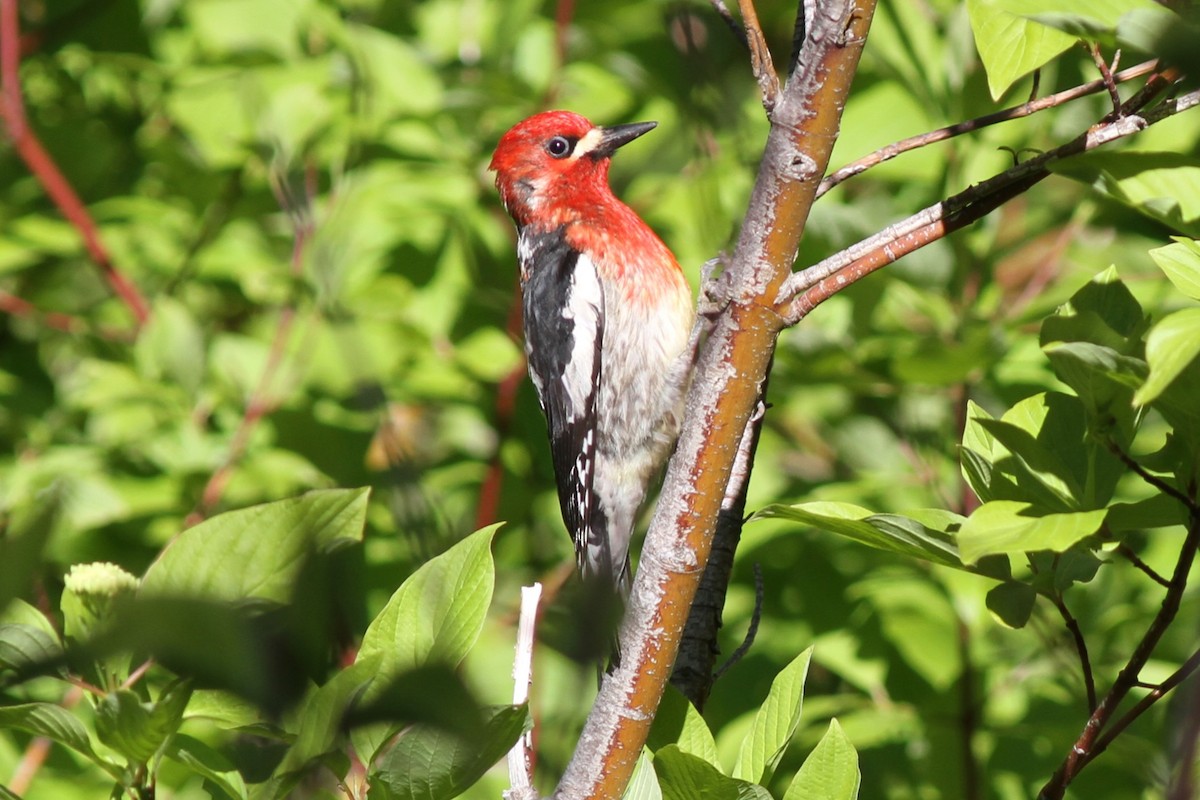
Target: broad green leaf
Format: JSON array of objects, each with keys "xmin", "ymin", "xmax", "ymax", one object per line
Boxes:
[
  {"xmin": 1051, "ymin": 153, "xmax": 1200, "ymax": 238},
  {"xmin": 274, "ymin": 659, "xmax": 378, "ymax": 781},
  {"xmin": 782, "ymin": 719, "xmax": 860, "ymax": 800},
  {"xmin": 985, "ymin": 581, "xmax": 1038, "ymax": 628},
  {"xmin": 0, "ymin": 623, "xmax": 61, "ymax": 674},
  {"xmin": 140, "ymin": 488, "xmax": 368, "ymax": 602},
  {"xmin": 0, "ymin": 491, "xmax": 59, "ymax": 614},
  {"xmin": 1015, "ymin": 0, "xmax": 1167, "ymax": 40},
  {"xmin": 368, "ymin": 704, "xmax": 527, "ymax": 800},
  {"xmin": 166, "ymin": 734, "xmax": 249, "ymax": 800},
  {"xmin": 853, "ymin": 573, "xmax": 961, "ymax": 690},
  {"xmin": 0, "ymin": 599, "xmax": 61, "ymax": 675},
  {"xmin": 648, "ymin": 687, "xmax": 720, "ymax": 767},
  {"xmin": 752, "ymin": 503, "xmax": 962, "ymax": 568},
  {"xmin": 625, "ymin": 749, "xmax": 663, "ymax": 800},
  {"xmin": 0, "ymin": 703, "xmax": 120, "ymax": 779},
  {"xmin": 358, "ymin": 524, "xmax": 498, "ymax": 689},
  {"xmin": 958, "ymin": 501, "xmax": 1107, "ymax": 563},
  {"xmin": 1149, "ymin": 239, "xmax": 1200, "ymax": 300},
  {"xmin": 967, "ymin": 0, "xmax": 1075, "ymax": 100},
  {"xmin": 1134, "ymin": 309, "xmax": 1200, "ymax": 405},
  {"xmin": 136, "ymin": 296, "xmax": 206, "ymax": 396},
  {"xmin": 655, "ymin": 746, "xmax": 771, "ymax": 800},
  {"xmin": 733, "ymin": 648, "xmax": 813, "ymax": 784},
  {"xmin": 94, "ymin": 680, "xmax": 193, "ymax": 765}
]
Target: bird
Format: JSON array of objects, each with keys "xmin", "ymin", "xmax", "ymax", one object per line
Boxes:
[{"xmin": 490, "ymin": 110, "xmax": 695, "ymax": 616}]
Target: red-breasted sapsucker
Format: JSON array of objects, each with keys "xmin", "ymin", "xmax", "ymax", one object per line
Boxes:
[{"xmin": 490, "ymin": 110, "xmax": 694, "ymax": 599}]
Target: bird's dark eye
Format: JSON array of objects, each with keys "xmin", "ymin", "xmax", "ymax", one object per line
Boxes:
[{"xmin": 545, "ymin": 136, "xmax": 573, "ymax": 159}]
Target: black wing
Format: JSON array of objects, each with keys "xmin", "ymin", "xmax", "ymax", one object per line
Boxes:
[{"xmin": 519, "ymin": 229, "xmax": 609, "ymax": 575}]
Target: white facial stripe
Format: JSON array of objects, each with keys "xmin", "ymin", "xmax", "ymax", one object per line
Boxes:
[{"xmin": 571, "ymin": 127, "xmax": 604, "ymax": 160}]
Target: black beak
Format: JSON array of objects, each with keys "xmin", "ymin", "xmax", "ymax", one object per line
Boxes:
[{"xmin": 593, "ymin": 121, "xmax": 657, "ymax": 158}]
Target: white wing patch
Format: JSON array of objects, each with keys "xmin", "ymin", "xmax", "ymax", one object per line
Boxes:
[{"xmin": 559, "ymin": 253, "xmax": 604, "ymax": 422}]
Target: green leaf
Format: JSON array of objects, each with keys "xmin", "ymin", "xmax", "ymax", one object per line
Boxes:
[
  {"xmin": 958, "ymin": 501, "xmax": 1107, "ymax": 563},
  {"xmin": 1016, "ymin": 0, "xmax": 1167, "ymax": 40},
  {"xmin": 1149, "ymin": 238, "xmax": 1200, "ymax": 300},
  {"xmin": 985, "ymin": 581, "xmax": 1038, "ymax": 628},
  {"xmin": 624, "ymin": 749, "xmax": 663, "ymax": 800},
  {"xmin": 1134, "ymin": 309, "xmax": 1200, "ymax": 406},
  {"xmin": 0, "ymin": 491, "xmax": 59, "ymax": 615},
  {"xmin": 782, "ymin": 719, "xmax": 860, "ymax": 800},
  {"xmin": 94, "ymin": 680, "xmax": 193, "ymax": 765},
  {"xmin": 140, "ymin": 488, "xmax": 368, "ymax": 603},
  {"xmin": 274, "ymin": 659, "xmax": 377, "ymax": 780},
  {"xmin": 733, "ymin": 647, "xmax": 813, "ymax": 784},
  {"xmin": 967, "ymin": 0, "xmax": 1075, "ymax": 100},
  {"xmin": 648, "ymin": 687, "xmax": 720, "ymax": 767},
  {"xmin": 368, "ymin": 704, "xmax": 527, "ymax": 800},
  {"xmin": 1051, "ymin": 152, "xmax": 1200, "ymax": 237},
  {"xmin": 358, "ymin": 524, "xmax": 498, "ymax": 689},
  {"xmin": 136, "ymin": 296, "xmax": 206, "ymax": 396},
  {"xmin": 854, "ymin": 572, "xmax": 961, "ymax": 689},
  {"xmin": 0, "ymin": 703, "xmax": 119, "ymax": 779},
  {"xmin": 752, "ymin": 503, "xmax": 962, "ymax": 568},
  {"xmin": 165, "ymin": 733, "xmax": 249, "ymax": 800},
  {"xmin": 655, "ymin": 746, "xmax": 771, "ymax": 800}
]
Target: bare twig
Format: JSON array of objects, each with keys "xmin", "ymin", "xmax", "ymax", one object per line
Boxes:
[
  {"xmin": 1053, "ymin": 594, "xmax": 1097, "ymax": 713},
  {"xmin": 1117, "ymin": 542, "xmax": 1171, "ymax": 588},
  {"xmin": 781, "ymin": 87, "xmax": 1200, "ymax": 321},
  {"xmin": 1088, "ymin": 43, "xmax": 1123, "ymax": 118},
  {"xmin": 672, "ymin": 396, "xmax": 767, "ymax": 708},
  {"xmin": 1039, "ymin": 510, "xmax": 1200, "ymax": 799},
  {"xmin": 1104, "ymin": 440, "xmax": 1200, "ymax": 518},
  {"xmin": 713, "ymin": 563, "xmax": 764, "ymax": 680},
  {"xmin": 816, "ymin": 60, "xmax": 1158, "ymax": 198},
  {"xmin": 708, "ymin": 0, "xmax": 749, "ymax": 48},
  {"xmin": 505, "ymin": 583, "xmax": 542, "ymax": 800},
  {"xmin": 737, "ymin": 0, "xmax": 781, "ymax": 111},
  {"xmin": 0, "ymin": 0, "xmax": 150, "ymax": 328},
  {"xmin": 1090, "ymin": 647, "xmax": 1200, "ymax": 770},
  {"xmin": 0, "ymin": 289, "xmax": 132, "ymax": 341}
]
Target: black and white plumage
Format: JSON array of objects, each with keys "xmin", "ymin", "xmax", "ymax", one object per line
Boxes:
[{"xmin": 491, "ymin": 110, "xmax": 695, "ymax": 612}]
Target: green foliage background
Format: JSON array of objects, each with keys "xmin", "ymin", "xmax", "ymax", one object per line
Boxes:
[{"xmin": 2, "ymin": 0, "xmax": 1199, "ymax": 798}]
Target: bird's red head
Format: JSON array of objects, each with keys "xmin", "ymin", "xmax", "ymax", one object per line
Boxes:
[{"xmin": 489, "ymin": 110, "xmax": 657, "ymax": 229}]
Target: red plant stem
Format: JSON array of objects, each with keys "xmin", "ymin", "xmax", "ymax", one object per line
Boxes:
[{"xmin": 0, "ymin": 0, "xmax": 150, "ymax": 328}]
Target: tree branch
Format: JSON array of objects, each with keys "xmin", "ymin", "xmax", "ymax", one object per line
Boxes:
[
  {"xmin": 0, "ymin": 0, "xmax": 150, "ymax": 329},
  {"xmin": 737, "ymin": 0, "xmax": 780, "ymax": 111},
  {"xmin": 553, "ymin": 3, "xmax": 877, "ymax": 797},
  {"xmin": 816, "ymin": 59, "xmax": 1159, "ymax": 198},
  {"xmin": 778, "ymin": 86, "xmax": 1200, "ymax": 323},
  {"xmin": 1038, "ymin": 506, "xmax": 1200, "ymax": 799},
  {"xmin": 1053, "ymin": 593, "xmax": 1097, "ymax": 713},
  {"xmin": 670, "ymin": 397, "xmax": 767, "ymax": 709}
]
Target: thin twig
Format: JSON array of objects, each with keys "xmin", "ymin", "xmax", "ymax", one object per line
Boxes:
[
  {"xmin": 1104, "ymin": 440, "xmax": 1200, "ymax": 518},
  {"xmin": 713, "ymin": 564, "xmax": 763, "ymax": 680},
  {"xmin": 737, "ymin": 0, "xmax": 781, "ymax": 111},
  {"xmin": 816, "ymin": 60, "xmax": 1158, "ymax": 198},
  {"xmin": 8, "ymin": 684, "xmax": 85, "ymax": 794},
  {"xmin": 781, "ymin": 86, "xmax": 1200, "ymax": 319},
  {"xmin": 505, "ymin": 583, "xmax": 542, "ymax": 800},
  {"xmin": 708, "ymin": 0, "xmax": 749, "ymax": 48},
  {"xmin": 1053, "ymin": 593, "xmax": 1097, "ymax": 713},
  {"xmin": 1088, "ymin": 43, "xmax": 1123, "ymax": 118},
  {"xmin": 1088, "ymin": 647, "xmax": 1200, "ymax": 769},
  {"xmin": 1117, "ymin": 542, "xmax": 1171, "ymax": 588},
  {"xmin": 1039, "ymin": 510, "xmax": 1200, "ymax": 799},
  {"xmin": 0, "ymin": 0, "xmax": 150, "ymax": 328},
  {"xmin": 0, "ymin": 289, "xmax": 132, "ymax": 341}
]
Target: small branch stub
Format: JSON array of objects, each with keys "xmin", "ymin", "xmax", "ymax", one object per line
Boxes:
[{"xmin": 505, "ymin": 582, "xmax": 542, "ymax": 800}]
